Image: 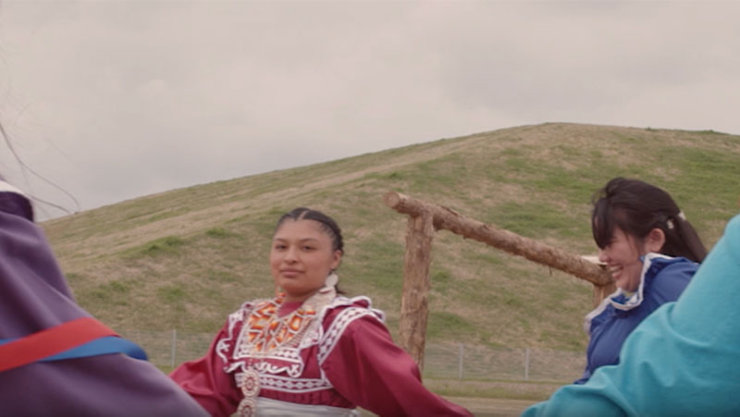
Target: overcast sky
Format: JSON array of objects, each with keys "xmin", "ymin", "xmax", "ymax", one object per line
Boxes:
[{"xmin": 1, "ymin": 1, "xmax": 738, "ymax": 220}]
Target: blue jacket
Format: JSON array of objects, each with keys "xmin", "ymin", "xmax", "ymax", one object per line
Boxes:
[
  {"xmin": 576, "ymin": 254, "xmax": 698, "ymax": 383},
  {"xmin": 522, "ymin": 213, "xmax": 740, "ymax": 417}
]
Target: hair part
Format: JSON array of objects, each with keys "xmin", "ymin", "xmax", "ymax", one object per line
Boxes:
[
  {"xmin": 275, "ymin": 207, "xmax": 344, "ymax": 255},
  {"xmin": 591, "ymin": 177, "xmax": 707, "ymax": 262}
]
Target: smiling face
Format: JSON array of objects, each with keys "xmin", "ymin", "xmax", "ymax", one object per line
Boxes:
[
  {"xmin": 270, "ymin": 219, "xmax": 342, "ymax": 303},
  {"xmin": 597, "ymin": 224, "xmax": 666, "ymax": 292},
  {"xmin": 598, "ymin": 227, "xmax": 646, "ymax": 292}
]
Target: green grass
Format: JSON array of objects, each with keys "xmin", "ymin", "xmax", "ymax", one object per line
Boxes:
[
  {"xmin": 42, "ymin": 122, "xmax": 740, "ymax": 356},
  {"xmin": 425, "ymin": 378, "xmax": 556, "ymax": 401},
  {"xmin": 138, "ymin": 236, "xmax": 185, "ymax": 257}
]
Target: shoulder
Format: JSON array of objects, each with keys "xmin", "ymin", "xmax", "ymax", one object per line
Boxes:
[
  {"xmin": 320, "ymin": 295, "xmax": 386, "ymax": 326},
  {"xmin": 315, "ymin": 296, "xmax": 387, "ymax": 363},
  {"xmin": 647, "ymin": 256, "xmax": 698, "ymax": 289},
  {"xmin": 644, "ymin": 255, "xmax": 699, "ymax": 304},
  {"xmin": 649, "ymin": 255, "xmax": 699, "ymax": 277}
]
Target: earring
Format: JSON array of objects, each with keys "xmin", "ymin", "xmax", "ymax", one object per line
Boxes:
[{"xmin": 325, "ymin": 272, "xmax": 339, "ymax": 288}]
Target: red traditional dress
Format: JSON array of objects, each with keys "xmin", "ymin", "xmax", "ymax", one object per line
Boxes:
[{"xmin": 171, "ymin": 289, "xmax": 472, "ymax": 417}]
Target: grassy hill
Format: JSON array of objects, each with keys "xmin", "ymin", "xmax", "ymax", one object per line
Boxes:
[{"xmin": 42, "ymin": 122, "xmax": 740, "ymax": 355}]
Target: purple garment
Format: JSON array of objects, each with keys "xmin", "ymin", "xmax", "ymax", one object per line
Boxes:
[{"xmin": 0, "ymin": 188, "xmax": 208, "ymax": 417}]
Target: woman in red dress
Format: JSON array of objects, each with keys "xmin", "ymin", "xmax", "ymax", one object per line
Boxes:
[{"xmin": 171, "ymin": 207, "xmax": 472, "ymax": 417}]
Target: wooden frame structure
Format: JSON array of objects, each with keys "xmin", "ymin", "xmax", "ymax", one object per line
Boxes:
[{"xmin": 384, "ymin": 191, "xmax": 615, "ymax": 368}]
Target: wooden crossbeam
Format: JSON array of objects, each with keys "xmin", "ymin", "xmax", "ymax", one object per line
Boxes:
[{"xmin": 384, "ymin": 191, "xmax": 614, "ymax": 367}]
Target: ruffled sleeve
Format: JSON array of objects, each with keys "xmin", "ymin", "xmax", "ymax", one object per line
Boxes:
[{"xmin": 320, "ymin": 308, "xmax": 472, "ymax": 417}]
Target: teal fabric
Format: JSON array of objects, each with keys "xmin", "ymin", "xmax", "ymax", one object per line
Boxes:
[{"xmin": 523, "ymin": 213, "xmax": 740, "ymax": 417}]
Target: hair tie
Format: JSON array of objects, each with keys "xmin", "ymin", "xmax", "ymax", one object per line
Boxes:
[{"xmin": 667, "ymin": 211, "xmax": 686, "ymax": 230}]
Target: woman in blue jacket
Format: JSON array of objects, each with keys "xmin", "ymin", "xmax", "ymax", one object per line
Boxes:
[
  {"xmin": 576, "ymin": 177, "xmax": 706, "ymax": 383},
  {"xmin": 523, "ymin": 212, "xmax": 740, "ymax": 416}
]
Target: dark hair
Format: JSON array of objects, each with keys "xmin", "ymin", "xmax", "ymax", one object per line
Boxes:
[
  {"xmin": 591, "ymin": 177, "xmax": 707, "ymax": 262},
  {"xmin": 275, "ymin": 207, "xmax": 345, "ymax": 294},
  {"xmin": 275, "ymin": 207, "xmax": 344, "ymax": 255}
]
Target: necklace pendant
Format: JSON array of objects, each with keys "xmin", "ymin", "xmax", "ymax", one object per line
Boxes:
[{"xmin": 237, "ymin": 367, "xmax": 260, "ymax": 417}]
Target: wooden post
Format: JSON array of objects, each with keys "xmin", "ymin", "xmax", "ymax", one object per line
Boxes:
[
  {"xmin": 383, "ymin": 191, "xmax": 616, "ymax": 370},
  {"xmin": 593, "ymin": 283, "xmax": 616, "ymax": 307},
  {"xmin": 384, "ymin": 191, "xmax": 613, "ymax": 288},
  {"xmin": 399, "ymin": 209, "xmax": 434, "ymax": 369}
]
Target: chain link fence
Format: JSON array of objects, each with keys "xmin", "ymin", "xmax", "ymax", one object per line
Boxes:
[
  {"xmin": 120, "ymin": 329, "xmax": 585, "ymax": 383},
  {"xmin": 423, "ymin": 342, "xmax": 584, "ymax": 382}
]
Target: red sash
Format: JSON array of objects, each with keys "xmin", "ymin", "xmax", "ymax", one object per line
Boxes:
[{"xmin": 0, "ymin": 317, "xmax": 117, "ymax": 373}]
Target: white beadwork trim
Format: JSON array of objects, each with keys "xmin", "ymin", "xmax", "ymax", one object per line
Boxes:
[
  {"xmin": 220, "ymin": 296, "xmax": 385, "ymax": 376},
  {"xmin": 252, "ymin": 360, "xmax": 302, "ymax": 378},
  {"xmin": 217, "ymin": 300, "xmax": 260, "ymax": 365},
  {"xmin": 261, "ymin": 374, "xmax": 333, "ymax": 393},
  {"xmin": 317, "ymin": 307, "xmax": 381, "ymax": 365}
]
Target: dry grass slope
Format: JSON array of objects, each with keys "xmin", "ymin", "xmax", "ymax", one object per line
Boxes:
[{"xmin": 43, "ymin": 122, "xmax": 740, "ymax": 353}]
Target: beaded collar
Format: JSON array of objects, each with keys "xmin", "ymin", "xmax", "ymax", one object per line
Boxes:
[
  {"xmin": 244, "ymin": 293, "xmax": 317, "ymax": 354},
  {"xmin": 235, "ymin": 286, "xmax": 336, "ymax": 417}
]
